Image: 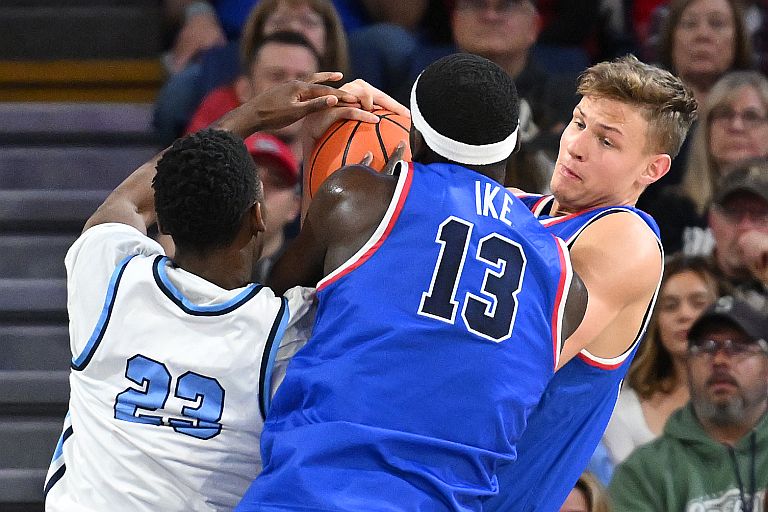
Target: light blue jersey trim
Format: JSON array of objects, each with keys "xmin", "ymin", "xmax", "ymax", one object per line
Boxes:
[
  {"xmin": 155, "ymin": 256, "xmax": 260, "ymax": 313},
  {"xmin": 260, "ymin": 298, "xmax": 291, "ymax": 416},
  {"xmin": 72, "ymin": 254, "xmax": 137, "ymax": 370},
  {"xmin": 51, "ymin": 411, "xmax": 71, "ymax": 462}
]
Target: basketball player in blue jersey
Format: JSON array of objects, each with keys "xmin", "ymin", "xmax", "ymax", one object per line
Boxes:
[
  {"xmin": 43, "ymin": 74, "xmax": 368, "ymax": 512},
  {"xmin": 235, "ymin": 54, "xmax": 590, "ymax": 511},
  {"xmin": 483, "ymin": 56, "xmax": 698, "ymax": 511}
]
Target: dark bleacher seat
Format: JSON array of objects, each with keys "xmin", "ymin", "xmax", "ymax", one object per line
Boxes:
[
  {"xmin": 0, "ymin": 419, "xmax": 63, "ymax": 507},
  {"xmin": 0, "ymin": 102, "xmax": 158, "ymax": 145},
  {"xmin": 0, "ymin": 146, "xmax": 156, "ymax": 189},
  {"xmin": 0, "ymin": 468, "xmax": 46, "ymax": 510},
  {"xmin": 0, "ymin": 279, "xmax": 67, "ymax": 322},
  {"xmin": 0, "ymin": 371, "xmax": 69, "ymax": 416},
  {"xmin": 0, "ymin": 325, "xmax": 70, "ymax": 372},
  {"xmin": 0, "ymin": 235, "xmax": 75, "ymax": 278},
  {"xmin": 0, "ymin": 1, "xmax": 161, "ymax": 61},
  {"xmin": 0, "ymin": 419, "xmax": 62, "ymax": 468},
  {"xmin": 0, "ymin": 190, "xmax": 107, "ymax": 233}
]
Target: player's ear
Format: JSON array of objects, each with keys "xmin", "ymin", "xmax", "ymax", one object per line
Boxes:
[
  {"xmin": 250, "ymin": 200, "xmax": 266, "ymax": 234},
  {"xmin": 410, "ymin": 129, "xmax": 427, "ymax": 161},
  {"xmin": 639, "ymin": 153, "xmax": 671, "ymax": 186},
  {"xmin": 234, "ymin": 75, "xmax": 253, "ymax": 104}
]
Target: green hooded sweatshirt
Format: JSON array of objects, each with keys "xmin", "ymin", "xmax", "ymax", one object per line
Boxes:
[{"xmin": 609, "ymin": 403, "xmax": 768, "ymax": 511}]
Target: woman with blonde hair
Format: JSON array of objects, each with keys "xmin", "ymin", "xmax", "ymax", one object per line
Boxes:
[
  {"xmin": 682, "ymin": 70, "xmax": 768, "ymax": 213},
  {"xmin": 559, "ymin": 472, "xmax": 612, "ymax": 512},
  {"xmin": 602, "ymin": 255, "xmax": 718, "ymax": 465}
]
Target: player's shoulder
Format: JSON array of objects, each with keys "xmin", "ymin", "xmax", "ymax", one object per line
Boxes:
[
  {"xmin": 67, "ymin": 222, "xmax": 159, "ymax": 267},
  {"xmin": 578, "ymin": 209, "xmax": 659, "ymax": 252},
  {"xmin": 310, "ymin": 164, "xmax": 399, "ymax": 233},
  {"xmin": 570, "ymin": 209, "xmax": 661, "ymax": 287},
  {"xmin": 319, "ymin": 164, "xmax": 398, "ymax": 196}
]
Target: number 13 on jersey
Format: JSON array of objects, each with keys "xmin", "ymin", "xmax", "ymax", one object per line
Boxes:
[{"xmin": 418, "ymin": 216, "xmax": 527, "ymax": 342}]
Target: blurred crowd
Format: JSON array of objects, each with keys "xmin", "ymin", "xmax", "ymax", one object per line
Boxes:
[{"xmin": 153, "ymin": 1, "xmax": 768, "ymax": 510}]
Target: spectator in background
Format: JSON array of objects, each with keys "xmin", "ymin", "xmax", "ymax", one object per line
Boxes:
[
  {"xmin": 560, "ymin": 472, "xmax": 612, "ymax": 512},
  {"xmin": 682, "ymin": 71, "xmax": 768, "ymax": 214},
  {"xmin": 602, "ymin": 255, "xmax": 718, "ymax": 466},
  {"xmin": 239, "ymin": 0, "xmax": 349, "ymax": 79},
  {"xmin": 640, "ymin": 71, "xmax": 768, "ymax": 254},
  {"xmin": 449, "ymin": 0, "xmax": 577, "ymax": 159},
  {"xmin": 245, "ymin": 133, "xmax": 301, "ymax": 283},
  {"xmin": 186, "ymin": 31, "xmax": 320, "ymax": 160},
  {"xmin": 657, "ymin": 0, "xmax": 753, "ymax": 107},
  {"xmin": 155, "ymin": 0, "xmax": 349, "ymax": 145},
  {"xmin": 639, "ymin": 0, "xmax": 754, "ymax": 205},
  {"xmin": 609, "ymin": 296, "xmax": 768, "ymax": 512},
  {"xmin": 705, "ymin": 160, "xmax": 768, "ymax": 314}
]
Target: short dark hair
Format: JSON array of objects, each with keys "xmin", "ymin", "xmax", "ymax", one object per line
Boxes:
[
  {"xmin": 242, "ymin": 30, "xmax": 320, "ymax": 74},
  {"xmin": 153, "ymin": 129, "xmax": 261, "ymax": 253},
  {"xmin": 415, "ymin": 53, "xmax": 520, "ymax": 146}
]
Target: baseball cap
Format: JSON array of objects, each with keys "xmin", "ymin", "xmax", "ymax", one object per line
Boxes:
[
  {"xmin": 688, "ymin": 296, "xmax": 768, "ymax": 343},
  {"xmin": 712, "ymin": 161, "xmax": 768, "ymax": 207},
  {"xmin": 244, "ymin": 133, "xmax": 299, "ymax": 187}
]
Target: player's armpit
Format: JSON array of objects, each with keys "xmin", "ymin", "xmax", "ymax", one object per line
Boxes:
[
  {"xmin": 562, "ymin": 270, "xmax": 588, "ymax": 342},
  {"xmin": 558, "ymin": 213, "xmax": 663, "ymax": 367}
]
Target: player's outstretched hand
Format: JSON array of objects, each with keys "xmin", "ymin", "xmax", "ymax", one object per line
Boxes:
[
  {"xmin": 214, "ymin": 72, "xmax": 360, "ymax": 138},
  {"xmin": 341, "ymin": 79, "xmax": 410, "ymax": 118}
]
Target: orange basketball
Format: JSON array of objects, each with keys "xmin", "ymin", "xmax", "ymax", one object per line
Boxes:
[{"xmin": 305, "ymin": 109, "xmax": 411, "ymax": 199}]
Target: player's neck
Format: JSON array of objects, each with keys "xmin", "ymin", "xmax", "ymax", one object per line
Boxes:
[
  {"xmin": 549, "ymin": 197, "xmax": 638, "ymax": 216},
  {"xmin": 173, "ymin": 249, "xmax": 254, "ymax": 290}
]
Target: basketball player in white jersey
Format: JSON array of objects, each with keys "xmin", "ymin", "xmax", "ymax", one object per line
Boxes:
[{"xmin": 44, "ymin": 73, "xmax": 365, "ymax": 512}]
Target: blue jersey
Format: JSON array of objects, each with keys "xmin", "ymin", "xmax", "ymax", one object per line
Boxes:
[
  {"xmin": 483, "ymin": 194, "xmax": 662, "ymax": 512},
  {"xmin": 237, "ymin": 163, "xmax": 574, "ymax": 511}
]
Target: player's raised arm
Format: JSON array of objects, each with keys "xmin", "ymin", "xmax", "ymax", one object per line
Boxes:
[{"xmin": 84, "ymin": 74, "xmax": 357, "ymax": 234}]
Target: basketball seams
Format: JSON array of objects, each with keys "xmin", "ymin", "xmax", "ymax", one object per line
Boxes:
[
  {"xmin": 309, "ymin": 121, "xmax": 351, "ymax": 198},
  {"xmin": 308, "ymin": 110, "xmax": 411, "ymax": 198},
  {"xmin": 380, "ymin": 115, "xmax": 410, "ymax": 132},
  {"xmin": 341, "ymin": 121, "xmax": 364, "ymax": 167},
  {"xmin": 374, "ymin": 114, "xmax": 389, "ymax": 165}
]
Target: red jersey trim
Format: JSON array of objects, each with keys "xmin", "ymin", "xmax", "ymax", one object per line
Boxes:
[
  {"xmin": 576, "ymin": 351, "xmax": 629, "ymax": 370},
  {"xmin": 529, "ymin": 195, "xmax": 553, "ymax": 217},
  {"xmin": 318, "ymin": 162, "xmax": 413, "ymax": 291}
]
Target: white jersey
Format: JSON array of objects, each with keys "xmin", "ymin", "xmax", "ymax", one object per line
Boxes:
[{"xmin": 45, "ymin": 223, "xmax": 314, "ymax": 512}]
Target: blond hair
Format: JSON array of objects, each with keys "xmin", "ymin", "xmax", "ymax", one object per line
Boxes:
[
  {"xmin": 682, "ymin": 71, "xmax": 768, "ymax": 213},
  {"xmin": 577, "ymin": 55, "xmax": 697, "ymax": 157}
]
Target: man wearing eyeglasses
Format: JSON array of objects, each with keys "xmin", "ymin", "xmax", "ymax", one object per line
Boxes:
[
  {"xmin": 708, "ymin": 160, "xmax": 768, "ymax": 315},
  {"xmin": 609, "ymin": 295, "xmax": 768, "ymax": 512}
]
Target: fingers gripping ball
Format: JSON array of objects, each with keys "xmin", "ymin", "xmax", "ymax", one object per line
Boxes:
[{"xmin": 306, "ymin": 109, "xmax": 412, "ymax": 199}]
